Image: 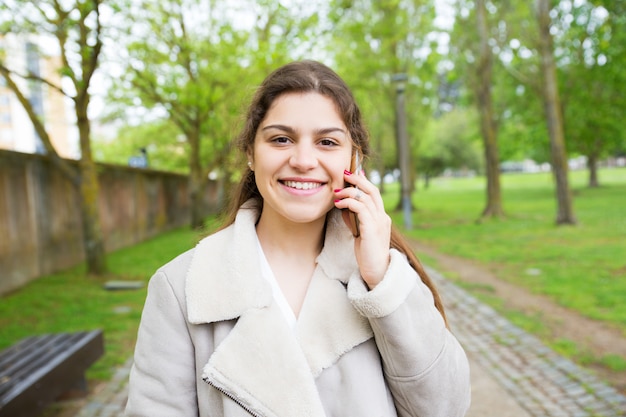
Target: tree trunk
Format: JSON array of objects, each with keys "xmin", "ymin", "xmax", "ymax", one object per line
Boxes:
[
  {"xmin": 188, "ymin": 127, "xmax": 206, "ymax": 230},
  {"xmin": 377, "ymin": 137, "xmax": 385, "ymax": 194},
  {"xmin": 476, "ymin": 0, "xmax": 504, "ymax": 219},
  {"xmin": 394, "ymin": 80, "xmax": 415, "ymax": 219},
  {"xmin": 0, "ymin": 66, "xmax": 79, "ymax": 184},
  {"xmin": 76, "ymin": 101, "xmax": 107, "ymax": 274},
  {"xmin": 1, "ymin": 62, "xmax": 107, "ymax": 275},
  {"xmin": 536, "ymin": 0, "xmax": 576, "ymax": 225},
  {"xmin": 587, "ymin": 152, "xmax": 599, "ymax": 188}
]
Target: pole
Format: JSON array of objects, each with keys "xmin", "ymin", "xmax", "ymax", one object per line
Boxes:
[{"xmin": 393, "ymin": 73, "xmax": 412, "ymax": 230}]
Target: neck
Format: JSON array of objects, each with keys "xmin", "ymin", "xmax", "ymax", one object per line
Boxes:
[{"xmin": 255, "ymin": 215, "xmax": 326, "ymax": 260}]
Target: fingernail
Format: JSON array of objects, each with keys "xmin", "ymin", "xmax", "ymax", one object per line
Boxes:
[
  {"xmin": 334, "ymin": 199, "xmax": 341, "ymax": 203},
  {"xmin": 344, "ymin": 170, "xmax": 352, "ymax": 175},
  {"xmin": 334, "ymin": 189, "xmax": 342, "ymax": 193}
]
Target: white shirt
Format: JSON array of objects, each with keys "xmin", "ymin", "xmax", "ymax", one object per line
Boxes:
[{"xmin": 255, "ymin": 235, "xmax": 298, "ymax": 330}]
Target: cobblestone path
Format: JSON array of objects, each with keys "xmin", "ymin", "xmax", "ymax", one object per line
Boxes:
[{"xmin": 432, "ymin": 267, "xmax": 626, "ymax": 417}]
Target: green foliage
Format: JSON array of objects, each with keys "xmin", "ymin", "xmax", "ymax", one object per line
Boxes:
[
  {"xmin": 93, "ymin": 120, "xmax": 188, "ymax": 173},
  {"xmin": 105, "ymin": 0, "xmax": 325, "ymax": 181},
  {"xmin": 447, "ymin": 1, "xmax": 626, "ymax": 170},
  {"xmin": 329, "ymin": 0, "xmax": 440, "ymax": 172},
  {"xmin": 558, "ymin": 2, "xmax": 626, "ymax": 161},
  {"xmin": 417, "ymin": 108, "xmax": 483, "ymax": 179},
  {"xmin": 108, "ymin": 0, "xmax": 244, "ymax": 174}
]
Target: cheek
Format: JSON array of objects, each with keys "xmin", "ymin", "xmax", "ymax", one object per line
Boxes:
[{"xmin": 328, "ymin": 158, "xmax": 351, "ymax": 187}]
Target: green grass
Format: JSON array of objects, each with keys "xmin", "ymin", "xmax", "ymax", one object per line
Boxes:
[
  {"xmin": 0, "ymin": 226, "xmax": 203, "ymax": 380},
  {"xmin": 384, "ymin": 166, "xmax": 626, "ymax": 370},
  {"xmin": 388, "ymin": 167, "xmax": 626, "ymax": 329}
]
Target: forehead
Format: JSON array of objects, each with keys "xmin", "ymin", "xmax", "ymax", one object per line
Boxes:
[{"xmin": 261, "ymin": 92, "xmax": 345, "ymax": 128}]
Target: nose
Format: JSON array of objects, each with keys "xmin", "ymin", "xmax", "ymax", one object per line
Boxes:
[{"xmin": 289, "ymin": 142, "xmax": 318, "ymax": 171}]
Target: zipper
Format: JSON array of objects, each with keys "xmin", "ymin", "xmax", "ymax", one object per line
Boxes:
[{"xmin": 203, "ymin": 377, "xmax": 264, "ymax": 417}]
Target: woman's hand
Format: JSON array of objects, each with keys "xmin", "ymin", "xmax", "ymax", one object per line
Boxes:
[{"xmin": 334, "ymin": 170, "xmax": 391, "ymax": 290}]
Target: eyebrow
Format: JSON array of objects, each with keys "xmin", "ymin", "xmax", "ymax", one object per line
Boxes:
[{"xmin": 261, "ymin": 124, "xmax": 347, "ymax": 136}]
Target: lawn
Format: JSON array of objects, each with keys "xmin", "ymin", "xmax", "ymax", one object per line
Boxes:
[{"xmin": 386, "ymin": 167, "xmax": 626, "ymax": 331}]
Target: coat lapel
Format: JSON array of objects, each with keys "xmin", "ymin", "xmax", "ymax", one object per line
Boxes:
[
  {"xmin": 298, "ymin": 211, "xmax": 373, "ymax": 375},
  {"xmin": 202, "ymin": 303, "xmax": 327, "ymax": 417},
  {"xmin": 186, "ymin": 203, "xmax": 272, "ymax": 324}
]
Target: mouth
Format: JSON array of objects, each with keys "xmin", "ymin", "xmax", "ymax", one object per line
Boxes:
[{"xmin": 281, "ymin": 180, "xmax": 325, "ymax": 190}]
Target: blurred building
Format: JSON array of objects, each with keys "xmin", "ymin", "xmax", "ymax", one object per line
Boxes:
[{"xmin": 0, "ymin": 34, "xmax": 76, "ymax": 158}]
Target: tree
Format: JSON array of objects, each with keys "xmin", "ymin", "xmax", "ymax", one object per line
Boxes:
[
  {"xmin": 558, "ymin": 1, "xmax": 626, "ymax": 187},
  {"xmin": 448, "ymin": 0, "xmax": 512, "ymax": 220},
  {"xmin": 474, "ymin": 0, "xmax": 504, "ymax": 218},
  {"xmin": 536, "ymin": 0, "xmax": 576, "ymax": 225},
  {"xmin": 0, "ymin": 0, "xmax": 109, "ymax": 274},
  {"xmin": 418, "ymin": 108, "xmax": 482, "ymax": 187},
  {"xmin": 93, "ymin": 120, "xmax": 188, "ymax": 173},
  {"xmin": 109, "ymin": 0, "xmax": 242, "ymax": 229},
  {"xmin": 454, "ymin": 0, "xmax": 577, "ymax": 224}
]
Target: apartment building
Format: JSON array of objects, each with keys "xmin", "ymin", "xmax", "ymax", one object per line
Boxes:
[{"xmin": 0, "ymin": 34, "xmax": 76, "ymax": 159}]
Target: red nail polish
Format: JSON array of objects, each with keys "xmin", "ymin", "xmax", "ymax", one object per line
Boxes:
[
  {"xmin": 334, "ymin": 189, "xmax": 342, "ymax": 193},
  {"xmin": 334, "ymin": 199, "xmax": 341, "ymax": 203},
  {"xmin": 344, "ymin": 170, "xmax": 352, "ymax": 175}
]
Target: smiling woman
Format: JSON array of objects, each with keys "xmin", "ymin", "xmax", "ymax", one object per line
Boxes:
[{"xmin": 125, "ymin": 60, "xmax": 471, "ymax": 417}]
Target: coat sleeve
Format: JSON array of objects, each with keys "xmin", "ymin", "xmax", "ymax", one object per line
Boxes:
[
  {"xmin": 125, "ymin": 269, "xmax": 200, "ymax": 417},
  {"xmin": 347, "ymin": 249, "xmax": 471, "ymax": 417}
]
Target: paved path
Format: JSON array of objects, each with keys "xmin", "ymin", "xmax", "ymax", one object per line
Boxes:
[
  {"xmin": 75, "ymin": 358, "xmax": 131, "ymax": 417},
  {"xmin": 432, "ymin": 267, "xmax": 626, "ymax": 417},
  {"xmin": 75, "ymin": 267, "xmax": 626, "ymax": 417}
]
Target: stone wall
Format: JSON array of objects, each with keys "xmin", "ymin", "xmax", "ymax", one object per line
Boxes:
[{"xmin": 0, "ymin": 150, "xmax": 219, "ymax": 294}]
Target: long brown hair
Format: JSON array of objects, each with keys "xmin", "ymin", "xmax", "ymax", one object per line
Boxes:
[{"xmin": 221, "ymin": 60, "xmax": 448, "ymax": 326}]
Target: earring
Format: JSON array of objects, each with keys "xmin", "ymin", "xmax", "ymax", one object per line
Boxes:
[{"xmin": 247, "ymin": 161, "xmax": 253, "ymax": 170}]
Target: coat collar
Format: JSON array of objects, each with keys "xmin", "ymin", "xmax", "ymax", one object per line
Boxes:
[
  {"xmin": 186, "ymin": 200, "xmax": 272, "ymax": 323},
  {"xmin": 185, "ymin": 201, "xmax": 372, "ymax": 416}
]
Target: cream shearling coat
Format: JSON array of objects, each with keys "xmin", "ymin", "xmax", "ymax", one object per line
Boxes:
[{"xmin": 125, "ymin": 203, "xmax": 471, "ymax": 417}]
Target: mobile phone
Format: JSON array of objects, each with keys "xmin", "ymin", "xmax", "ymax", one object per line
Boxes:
[{"xmin": 348, "ymin": 152, "xmax": 362, "ymax": 237}]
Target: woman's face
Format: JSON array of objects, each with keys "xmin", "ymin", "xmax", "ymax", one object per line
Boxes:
[{"xmin": 251, "ymin": 92, "xmax": 352, "ymax": 228}]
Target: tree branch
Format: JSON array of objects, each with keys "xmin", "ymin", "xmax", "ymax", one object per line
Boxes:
[
  {"xmin": 50, "ymin": 0, "xmax": 78, "ymax": 88},
  {"xmin": 0, "ymin": 63, "xmax": 79, "ymax": 186},
  {"xmin": 0, "ymin": 64, "xmax": 68, "ymax": 97}
]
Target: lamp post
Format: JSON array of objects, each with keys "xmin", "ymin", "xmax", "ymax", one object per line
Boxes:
[{"xmin": 392, "ymin": 73, "xmax": 412, "ymax": 230}]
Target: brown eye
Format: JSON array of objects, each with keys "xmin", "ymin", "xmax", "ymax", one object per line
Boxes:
[
  {"xmin": 320, "ymin": 138, "xmax": 338, "ymax": 147},
  {"xmin": 272, "ymin": 136, "xmax": 291, "ymax": 144}
]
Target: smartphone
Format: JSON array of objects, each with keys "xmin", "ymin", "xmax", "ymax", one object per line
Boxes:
[{"xmin": 348, "ymin": 152, "xmax": 362, "ymax": 237}]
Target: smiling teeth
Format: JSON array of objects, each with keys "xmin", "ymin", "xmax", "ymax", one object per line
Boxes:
[{"xmin": 284, "ymin": 181, "xmax": 322, "ymax": 190}]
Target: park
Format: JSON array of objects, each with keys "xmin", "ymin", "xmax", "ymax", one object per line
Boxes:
[{"xmin": 1, "ymin": 1, "xmax": 625, "ymax": 416}]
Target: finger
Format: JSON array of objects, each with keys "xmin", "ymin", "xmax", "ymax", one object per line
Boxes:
[
  {"xmin": 353, "ymin": 188, "xmax": 364, "ymax": 202},
  {"xmin": 340, "ymin": 208, "xmax": 359, "ymax": 237},
  {"xmin": 345, "ymin": 174, "xmax": 384, "ymax": 212}
]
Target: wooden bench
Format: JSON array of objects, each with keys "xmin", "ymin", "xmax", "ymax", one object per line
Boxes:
[{"xmin": 0, "ymin": 330, "xmax": 104, "ymax": 417}]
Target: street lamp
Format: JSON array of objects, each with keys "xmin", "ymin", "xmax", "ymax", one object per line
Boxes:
[{"xmin": 392, "ymin": 73, "xmax": 412, "ymax": 230}]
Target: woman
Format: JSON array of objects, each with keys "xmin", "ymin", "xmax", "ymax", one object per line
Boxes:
[{"xmin": 125, "ymin": 60, "xmax": 471, "ymax": 417}]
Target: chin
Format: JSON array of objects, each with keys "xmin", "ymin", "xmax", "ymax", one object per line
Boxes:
[{"xmin": 285, "ymin": 208, "xmax": 331, "ymax": 225}]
